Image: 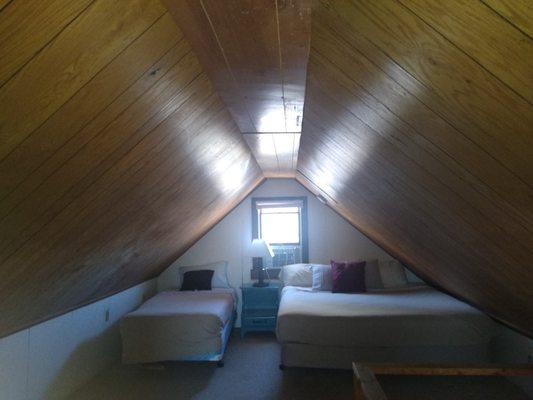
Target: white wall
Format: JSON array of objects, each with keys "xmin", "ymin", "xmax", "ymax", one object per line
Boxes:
[
  {"xmin": 491, "ymin": 328, "xmax": 533, "ymax": 396},
  {"xmin": 0, "ymin": 280, "xmax": 156, "ymax": 400},
  {"xmin": 173, "ymin": 178, "xmax": 394, "ymax": 325}
]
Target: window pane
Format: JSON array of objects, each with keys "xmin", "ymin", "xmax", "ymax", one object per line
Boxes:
[
  {"xmin": 260, "ymin": 207, "xmax": 299, "ymax": 214},
  {"xmin": 260, "ymin": 211, "xmax": 300, "ymax": 244}
]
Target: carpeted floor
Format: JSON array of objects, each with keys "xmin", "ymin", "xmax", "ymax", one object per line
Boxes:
[{"xmin": 70, "ymin": 332, "xmax": 530, "ymax": 400}]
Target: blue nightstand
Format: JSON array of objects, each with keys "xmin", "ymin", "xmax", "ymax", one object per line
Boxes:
[{"xmin": 241, "ymin": 281, "xmax": 280, "ymax": 338}]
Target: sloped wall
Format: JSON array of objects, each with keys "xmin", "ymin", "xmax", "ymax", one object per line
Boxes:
[
  {"xmin": 0, "ymin": 0, "xmax": 263, "ymax": 338},
  {"xmin": 297, "ymin": 0, "xmax": 533, "ymax": 336},
  {"xmin": 0, "ymin": 280, "xmax": 156, "ymax": 400}
]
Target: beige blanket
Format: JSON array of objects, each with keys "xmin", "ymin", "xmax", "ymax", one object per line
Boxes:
[
  {"xmin": 121, "ymin": 289, "xmax": 235, "ymax": 364},
  {"xmin": 277, "ymin": 286, "xmax": 499, "ymax": 348}
]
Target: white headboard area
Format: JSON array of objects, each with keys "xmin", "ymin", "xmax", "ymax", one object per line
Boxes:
[{"xmin": 157, "ymin": 260, "xmax": 231, "ymax": 292}]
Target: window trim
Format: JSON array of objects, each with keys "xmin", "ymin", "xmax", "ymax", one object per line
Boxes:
[{"xmin": 251, "ymin": 196, "xmax": 309, "ymax": 263}]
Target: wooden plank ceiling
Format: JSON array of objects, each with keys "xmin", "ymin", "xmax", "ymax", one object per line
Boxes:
[
  {"xmin": 296, "ymin": 0, "xmax": 533, "ymax": 336},
  {"xmin": 162, "ymin": 0, "xmax": 311, "ymax": 177},
  {"xmin": 0, "ymin": 0, "xmax": 263, "ymax": 337}
]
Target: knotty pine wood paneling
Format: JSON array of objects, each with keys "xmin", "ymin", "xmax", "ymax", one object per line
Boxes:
[
  {"xmin": 335, "ymin": 0, "xmax": 533, "ymax": 186},
  {"xmin": 0, "ymin": 0, "xmax": 93, "ymax": 87},
  {"xmin": 298, "ymin": 0, "xmax": 533, "ymax": 335},
  {"xmin": 0, "ymin": 0, "xmax": 263, "ymax": 337},
  {"xmin": 482, "ymin": 0, "xmax": 533, "ymax": 38},
  {"xmin": 163, "ymin": 0, "xmax": 311, "ymax": 134},
  {"xmin": 162, "ymin": 0, "xmax": 311, "ymax": 177},
  {"xmin": 0, "ymin": 0, "xmax": 166, "ymax": 161},
  {"xmin": 243, "ymin": 133, "xmax": 300, "ymax": 177},
  {"xmin": 400, "ymin": 0, "xmax": 533, "ymax": 103}
]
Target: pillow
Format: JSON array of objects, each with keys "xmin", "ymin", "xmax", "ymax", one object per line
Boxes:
[
  {"xmin": 157, "ymin": 260, "xmax": 230, "ymax": 291},
  {"xmin": 364, "ymin": 259, "xmax": 383, "ymax": 290},
  {"xmin": 331, "ymin": 260, "xmax": 366, "ymax": 293},
  {"xmin": 180, "ymin": 270, "xmax": 213, "ymax": 291},
  {"xmin": 280, "ymin": 264, "xmax": 313, "ymax": 287},
  {"xmin": 378, "ymin": 259, "xmax": 408, "ymax": 288},
  {"xmin": 179, "ymin": 261, "xmax": 230, "ymax": 289},
  {"xmin": 311, "ymin": 264, "xmax": 332, "ymax": 291}
]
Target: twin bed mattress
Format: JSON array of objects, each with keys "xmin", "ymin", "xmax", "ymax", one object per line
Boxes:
[{"xmin": 121, "ymin": 289, "xmax": 236, "ymax": 364}]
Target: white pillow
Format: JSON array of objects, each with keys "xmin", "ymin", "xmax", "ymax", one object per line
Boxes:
[
  {"xmin": 311, "ymin": 264, "xmax": 332, "ymax": 291},
  {"xmin": 281, "ymin": 264, "xmax": 313, "ymax": 287},
  {"xmin": 364, "ymin": 259, "xmax": 383, "ymax": 290},
  {"xmin": 378, "ymin": 259, "xmax": 408, "ymax": 288},
  {"xmin": 179, "ymin": 261, "xmax": 230, "ymax": 289}
]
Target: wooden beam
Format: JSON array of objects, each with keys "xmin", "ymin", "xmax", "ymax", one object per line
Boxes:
[
  {"xmin": 366, "ymin": 363, "xmax": 533, "ymax": 377},
  {"xmin": 353, "ymin": 363, "xmax": 388, "ymax": 400}
]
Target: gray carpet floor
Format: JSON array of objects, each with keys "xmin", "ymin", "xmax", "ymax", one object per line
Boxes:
[{"xmin": 71, "ymin": 332, "xmax": 530, "ymax": 400}]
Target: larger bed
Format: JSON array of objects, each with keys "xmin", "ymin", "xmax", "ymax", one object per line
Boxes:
[{"xmin": 277, "ymin": 285, "xmax": 500, "ymax": 369}]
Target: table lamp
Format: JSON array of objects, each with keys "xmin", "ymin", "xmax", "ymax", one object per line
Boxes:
[{"xmin": 250, "ymin": 238, "xmax": 274, "ymax": 287}]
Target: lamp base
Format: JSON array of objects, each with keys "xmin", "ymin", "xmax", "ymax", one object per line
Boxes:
[{"xmin": 253, "ymin": 281, "xmax": 269, "ymax": 287}]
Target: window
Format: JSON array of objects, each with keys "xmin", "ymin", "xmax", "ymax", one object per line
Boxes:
[
  {"xmin": 259, "ymin": 206, "xmax": 300, "ymax": 244},
  {"xmin": 252, "ymin": 197, "xmax": 308, "ymax": 267}
]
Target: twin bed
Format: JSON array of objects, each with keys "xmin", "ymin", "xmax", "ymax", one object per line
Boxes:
[
  {"xmin": 120, "ymin": 261, "xmax": 236, "ymax": 365},
  {"xmin": 121, "ymin": 289, "xmax": 236, "ymax": 365},
  {"xmin": 120, "ymin": 261, "xmax": 499, "ymax": 370}
]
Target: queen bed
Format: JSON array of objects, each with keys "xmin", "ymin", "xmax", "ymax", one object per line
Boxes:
[
  {"xmin": 276, "ymin": 263, "xmax": 500, "ymax": 370},
  {"xmin": 120, "ymin": 261, "xmax": 236, "ymax": 365}
]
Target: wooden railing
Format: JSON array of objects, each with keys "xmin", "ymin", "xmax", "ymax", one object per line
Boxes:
[{"xmin": 352, "ymin": 362, "xmax": 533, "ymax": 400}]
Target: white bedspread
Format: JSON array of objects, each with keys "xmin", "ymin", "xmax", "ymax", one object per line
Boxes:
[
  {"xmin": 121, "ymin": 289, "xmax": 235, "ymax": 364},
  {"xmin": 277, "ymin": 286, "xmax": 499, "ymax": 348}
]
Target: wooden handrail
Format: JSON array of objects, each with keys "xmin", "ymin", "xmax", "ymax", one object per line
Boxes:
[
  {"xmin": 352, "ymin": 363, "xmax": 388, "ymax": 400},
  {"xmin": 352, "ymin": 362, "xmax": 533, "ymax": 399},
  {"xmin": 365, "ymin": 363, "xmax": 533, "ymax": 376}
]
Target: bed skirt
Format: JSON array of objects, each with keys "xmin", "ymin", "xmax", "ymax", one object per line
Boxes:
[
  {"xmin": 121, "ymin": 311, "xmax": 236, "ymax": 364},
  {"xmin": 280, "ymin": 342, "xmax": 491, "ymax": 370}
]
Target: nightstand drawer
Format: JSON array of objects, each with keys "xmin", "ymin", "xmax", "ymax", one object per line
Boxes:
[
  {"xmin": 242, "ymin": 288, "xmax": 279, "ymax": 309},
  {"xmin": 243, "ymin": 316, "xmax": 276, "ymax": 327},
  {"xmin": 243, "ymin": 308, "xmax": 277, "ymax": 318}
]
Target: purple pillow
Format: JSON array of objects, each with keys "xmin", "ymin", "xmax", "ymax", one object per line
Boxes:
[{"xmin": 331, "ymin": 260, "xmax": 366, "ymax": 293}]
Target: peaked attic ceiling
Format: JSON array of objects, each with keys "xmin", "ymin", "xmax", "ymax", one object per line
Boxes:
[
  {"xmin": 163, "ymin": 0, "xmax": 312, "ymax": 177},
  {"xmin": 0, "ymin": 0, "xmax": 531, "ymax": 339},
  {"xmin": 165, "ymin": 0, "xmax": 533, "ymax": 336}
]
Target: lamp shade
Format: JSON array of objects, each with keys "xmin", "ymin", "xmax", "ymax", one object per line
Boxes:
[{"xmin": 250, "ymin": 238, "xmax": 274, "ymax": 258}]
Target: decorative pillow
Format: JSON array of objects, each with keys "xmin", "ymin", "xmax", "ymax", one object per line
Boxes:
[
  {"xmin": 180, "ymin": 270, "xmax": 213, "ymax": 291},
  {"xmin": 179, "ymin": 261, "xmax": 230, "ymax": 289},
  {"xmin": 311, "ymin": 264, "xmax": 333, "ymax": 291},
  {"xmin": 378, "ymin": 259, "xmax": 408, "ymax": 288},
  {"xmin": 331, "ymin": 260, "xmax": 366, "ymax": 293},
  {"xmin": 364, "ymin": 259, "xmax": 383, "ymax": 290},
  {"xmin": 280, "ymin": 264, "xmax": 313, "ymax": 287}
]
